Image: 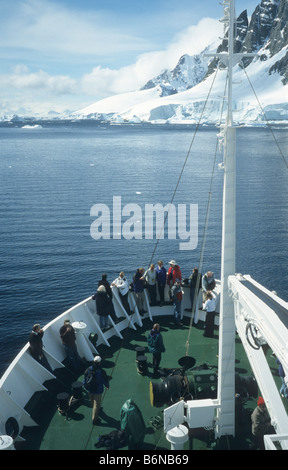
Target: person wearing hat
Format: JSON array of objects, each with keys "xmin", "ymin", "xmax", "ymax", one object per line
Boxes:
[
  {"xmin": 83, "ymin": 356, "xmax": 109, "ymax": 425},
  {"xmin": 251, "ymin": 396, "xmax": 274, "ymax": 449},
  {"xmin": 167, "ymin": 260, "xmax": 182, "ymax": 300}
]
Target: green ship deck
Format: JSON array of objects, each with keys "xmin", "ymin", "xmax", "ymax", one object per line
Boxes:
[{"xmin": 16, "ymin": 314, "xmax": 286, "ymax": 451}]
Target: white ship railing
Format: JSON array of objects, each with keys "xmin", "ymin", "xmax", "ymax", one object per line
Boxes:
[
  {"xmin": 229, "ymin": 274, "xmax": 288, "ymax": 450},
  {"xmin": 264, "ymin": 434, "xmax": 288, "ymax": 451},
  {"xmin": 0, "ymin": 282, "xmax": 204, "ymax": 444}
]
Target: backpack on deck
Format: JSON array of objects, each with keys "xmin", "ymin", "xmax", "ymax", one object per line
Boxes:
[
  {"xmin": 83, "ymin": 366, "xmax": 98, "ymax": 392},
  {"xmin": 120, "ymin": 399, "xmax": 146, "ymax": 449},
  {"xmin": 95, "ymin": 430, "xmax": 127, "ymax": 450}
]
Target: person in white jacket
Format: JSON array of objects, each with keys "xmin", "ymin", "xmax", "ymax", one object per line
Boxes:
[
  {"xmin": 112, "ymin": 271, "xmax": 132, "ymax": 314},
  {"xmin": 203, "ymin": 291, "xmax": 216, "ymax": 338},
  {"xmin": 143, "ymin": 264, "xmax": 157, "ymax": 306}
]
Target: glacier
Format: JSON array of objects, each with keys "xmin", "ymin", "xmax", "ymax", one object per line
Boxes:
[
  {"xmin": 72, "ymin": 0, "xmax": 288, "ymax": 126},
  {"xmin": 73, "ymin": 47, "xmax": 288, "ymax": 125}
]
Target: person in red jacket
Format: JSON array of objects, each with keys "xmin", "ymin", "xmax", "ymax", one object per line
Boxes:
[{"xmin": 167, "ymin": 260, "xmax": 182, "ymax": 299}]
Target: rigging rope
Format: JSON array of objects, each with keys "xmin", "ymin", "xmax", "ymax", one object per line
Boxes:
[
  {"xmin": 152, "ymin": 67, "xmax": 229, "ymax": 450},
  {"xmin": 85, "ymin": 56, "xmax": 287, "ymax": 449},
  {"xmin": 84, "ymin": 66, "xmax": 223, "ymax": 451},
  {"xmin": 211, "ymin": 63, "xmax": 288, "ymax": 417},
  {"xmin": 184, "ymin": 70, "xmax": 229, "ymax": 357},
  {"xmin": 147, "ymin": 66, "xmax": 220, "ymax": 268},
  {"xmin": 96, "ymin": 28, "xmax": 287, "ymax": 455},
  {"xmin": 242, "ymin": 62, "xmax": 288, "ymax": 170}
]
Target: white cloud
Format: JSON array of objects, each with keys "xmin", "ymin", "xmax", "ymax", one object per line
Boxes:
[
  {"xmin": 80, "ymin": 18, "xmax": 222, "ymax": 99},
  {"xmin": 165, "ymin": 18, "xmax": 222, "ymax": 61},
  {"xmin": 1, "ymin": 16, "xmax": 221, "ymax": 101},
  {"xmin": 1, "ymin": 0, "xmax": 151, "ymax": 63},
  {"xmin": 0, "ymin": 68, "xmax": 77, "ymax": 95},
  {"xmin": 0, "ymin": 0, "xmax": 222, "ymax": 115}
]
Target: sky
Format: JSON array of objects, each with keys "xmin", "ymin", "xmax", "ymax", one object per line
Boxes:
[{"xmin": 0, "ymin": 0, "xmax": 261, "ymax": 116}]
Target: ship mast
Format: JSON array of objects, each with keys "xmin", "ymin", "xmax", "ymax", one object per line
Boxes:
[
  {"xmin": 214, "ymin": 0, "xmax": 257, "ymax": 439},
  {"xmin": 216, "ymin": 0, "xmax": 237, "ymax": 438},
  {"xmin": 164, "ymin": 0, "xmax": 259, "ymax": 443}
]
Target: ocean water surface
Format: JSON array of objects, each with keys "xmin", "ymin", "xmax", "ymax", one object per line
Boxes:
[{"xmin": 0, "ymin": 121, "xmax": 287, "ymax": 376}]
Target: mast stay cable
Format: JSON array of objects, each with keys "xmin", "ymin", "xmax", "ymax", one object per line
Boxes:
[
  {"xmin": 147, "ymin": 66, "xmax": 220, "ymax": 268},
  {"xmin": 242, "ymin": 63, "xmax": 288, "ymax": 170},
  {"xmin": 84, "ymin": 66, "xmax": 223, "ymax": 451},
  {"xmin": 185, "ymin": 72, "xmax": 229, "ymax": 357}
]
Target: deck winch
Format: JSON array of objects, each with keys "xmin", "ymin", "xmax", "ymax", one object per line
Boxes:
[
  {"xmin": 150, "ymin": 354, "xmax": 257, "ymax": 409},
  {"xmin": 150, "ymin": 369, "xmax": 217, "ymax": 408}
]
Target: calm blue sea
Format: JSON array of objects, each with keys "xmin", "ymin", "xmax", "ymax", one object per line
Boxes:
[{"xmin": 0, "ymin": 121, "xmax": 287, "ymax": 376}]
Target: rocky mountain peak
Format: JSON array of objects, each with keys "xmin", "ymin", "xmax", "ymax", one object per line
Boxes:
[
  {"xmin": 141, "ymin": 53, "xmax": 209, "ymax": 96},
  {"xmin": 74, "ymin": 0, "xmax": 288, "ymax": 124},
  {"xmin": 146, "ymin": 0, "xmax": 288, "ymax": 88},
  {"xmin": 242, "ymin": 0, "xmax": 280, "ymax": 54},
  {"xmin": 242, "ymin": 0, "xmax": 287, "ymax": 82}
]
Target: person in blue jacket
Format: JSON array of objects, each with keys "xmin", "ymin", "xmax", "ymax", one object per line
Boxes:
[
  {"xmin": 133, "ymin": 267, "xmax": 146, "ymax": 314},
  {"xmin": 277, "ymin": 358, "xmax": 288, "ymax": 398},
  {"xmin": 156, "ymin": 260, "xmax": 166, "ymax": 305},
  {"xmin": 147, "ymin": 323, "xmax": 165, "ymax": 376},
  {"xmin": 83, "ymin": 356, "xmax": 109, "ymax": 425}
]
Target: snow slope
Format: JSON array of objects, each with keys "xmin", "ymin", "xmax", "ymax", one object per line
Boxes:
[{"xmin": 74, "ymin": 47, "xmax": 288, "ymax": 124}]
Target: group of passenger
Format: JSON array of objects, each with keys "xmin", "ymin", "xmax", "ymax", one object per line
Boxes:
[
  {"xmin": 89, "ymin": 260, "xmax": 177, "ymax": 328},
  {"xmin": 131, "ymin": 260, "xmax": 178, "ymax": 314},
  {"xmin": 28, "ymin": 318, "xmax": 108, "ymax": 426},
  {"xmin": 28, "ymin": 319, "xmax": 83, "ymax": 374},
  {"xmin": 106, "ymin": 260, "xmax": 186, "ymax": 327},
  {"xmin": 131, "ymin": 261, "xmax": 168, "ymax": 312},
  {"xmin": 27, "ymin": 260, "xmax": 219, "ymax": 429},
  {"xmin": 27, "ymin": 260, "xmax": 288, "ymax": 447},
  {"xmin": 90, "ymin": 261, "xmax": 218, "ymax": 334},
  {"xmin": 27, "ymin": 262, "xmax": 217, "ymax": 376}
]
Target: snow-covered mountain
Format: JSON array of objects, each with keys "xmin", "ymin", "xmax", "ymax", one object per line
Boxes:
[
  {"xmin": 141, "ymin": 53, "xmax": 210, "ymax": 96},
  {"xmin": 74, "ymin": 0, "xmax": 288, "ymax": 125}
]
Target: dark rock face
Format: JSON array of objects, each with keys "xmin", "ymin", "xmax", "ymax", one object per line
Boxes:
[
  {"xmin": 141, "ymin": 54, "xmax": 209, "ymax": 96},
  {"xmin": 145, "ymin": 0, "xmax": 288, "ymax": 90},
  {"xmin": 217, "ymin": 0, "xmax": 287, "ymax": 81},
  {"xmin": 242, "ymin": 0, "xmax": 280, "ymax": 54},
  {"xmin": 242, "ymin": 0, "xmax": 288, "ymax": 83}
]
